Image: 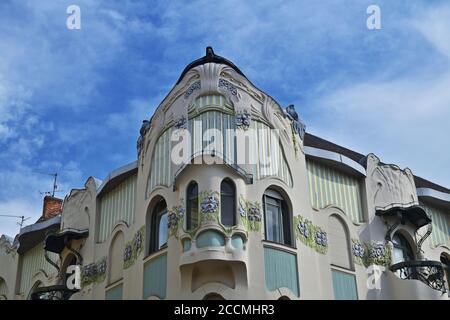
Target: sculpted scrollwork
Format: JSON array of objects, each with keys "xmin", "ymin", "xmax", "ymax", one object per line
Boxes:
[{"xmin": 367, "ymin": 154, "xmax": 418, "ymax": 210}]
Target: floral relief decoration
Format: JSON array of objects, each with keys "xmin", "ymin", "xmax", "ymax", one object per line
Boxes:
[
  {"xmin": 351, "ymin": 239, "xmax": 392, "ymax": 267},
  {"xmin": 199, "ymin": 191, "xmax": 220, "ymax": 224},
  {"xmin": 123, "ymin": 226, "xmax": 145, "ymax": 269},
  {"xmin": 235, "ymin": 111, "xmax": 251, "ymax": 130},
  {"xmin": 168, "ymin": 203, "xmax": 185, "ymax": 238},
  {"xmin": 294, "ymin": 215, "xmax": 328, "ymax": 254},
  {"xmin": 239, "ymin": 196, "xmax": 262, "ymax": 232},
  {"xmin": 81, "ymin": 257, "xmax": 107, "ymax": 286}
]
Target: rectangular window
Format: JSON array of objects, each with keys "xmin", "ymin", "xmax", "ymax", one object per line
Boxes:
[
  {"xmin": 331, "ymin": 269, "xmax": 358, "ymax": 300},
  {"xmin": 264, "ymin": 196, "xmax": 284, "ymax": 243},
  {"xmin": 105, "ymin": 283, "xmax": 123, "ymax": 300}
]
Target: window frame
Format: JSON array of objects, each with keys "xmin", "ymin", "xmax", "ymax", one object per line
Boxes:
[
  {"xmin": 149, "ymin": 200, "xmax": 168, "ymax": 255},
  {"xmin": 392, "ymin": 233, "xmax": 414, "ymax": 264},
  {"xmin": 186, "ymin": 181, "xmax": 199, "ymax": 231},
  {"xmin": 220, "ymin": 178, "xmax": 236, "ymax": 227},
  {"xmin": 263, "ymin": 189, "xmax": 293, "ymax": 247}
]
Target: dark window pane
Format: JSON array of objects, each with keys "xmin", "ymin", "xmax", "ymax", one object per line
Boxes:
[
  {"xmin": 221, "ymin": 179, "xmax": 235, "ymax": 226},
  {"xmin": 158, "ymin": 211, "xmax": 168, "ymax": 249},
  {"xmin": 187, "ymin": 182, "xmax": 199, "ymax": 230}
]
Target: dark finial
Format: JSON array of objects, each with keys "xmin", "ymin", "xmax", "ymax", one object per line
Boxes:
[{"xmin": 206, "ymin": 46, "xmax": 215, "ymax": 58}]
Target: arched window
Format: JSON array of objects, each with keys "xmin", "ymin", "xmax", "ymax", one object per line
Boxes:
[
  {"xmin": 328, "ymin": 215, "xmax": 358, "ymax": 300},
  {"xmin": 149, "ymin": 199, "xmax": 168, "ymax": 254},
  {"xmin": 186, "ymin": 182, "xmax": 199, "ymax": 230},
  {"xmin": 220, "ymin": 179, "xmax": 236, "ymax": 226},
  {"xmin": 392, "ymin": 233, "xmax": 414, "ymax": 264},
  {"xmin": 328, "ymin": 215, "xmax": 352, "ymax": 270},
  {"xmin": 109, "ymin": 231, "xmax": 124, "ymax": 285},
  {"xmin": 263, "ymin": 189, "xmax": 292, "ymax": 246}
]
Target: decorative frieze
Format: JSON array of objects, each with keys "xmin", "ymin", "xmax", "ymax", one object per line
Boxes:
[
  {"xmin": 351, "ymin": 239, "xmax": 392, "ymax": 267},
  {"xmin": 174, "ymin": 115, "xmax": 187, "ymax": 130},
  {"xmin": 184, "ymin": 80, "xmax": 201, "ymax": 99},
  {"xmin": 82, "ymin": 257, "xmax": 107, "ymax": 286},
  {"xmin": 124, "ymin": 226, "xmax": 145, "ymax": 269},
  {"xmin": 199, "ymin": 191, "xmax": 220, "ymax": 224},
  {"xmin": 294, "ymin": 215, "xmax": 328, "ymax": 254},
  {"xmin": 218, "ymin": 79, "xmax": 237, "ymax": 96},
  {"xmin": 168, "ymin": 204, "xmax": 185, "ymax": 238},
  {"xmin": 239, "ymin": 196, "xmax": 262, "ymax": 232}
]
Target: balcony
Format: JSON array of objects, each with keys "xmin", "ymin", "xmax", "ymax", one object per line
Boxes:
[
  {"xmin": 30, "ymin": 284, "xmax": 78, "ymax": 300},
  {"xmin": 390, "ymin": 260, "xmax": 448, "ymax": 293}
]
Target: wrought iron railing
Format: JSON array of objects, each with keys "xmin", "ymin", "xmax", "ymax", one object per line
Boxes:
[
  {"xmin": 390, "ymin": 260, "xmax": 448, "ymax": 293},
  {"xmin": 30, "ymin": 285, "xmax": 79, "ymax": 300}
]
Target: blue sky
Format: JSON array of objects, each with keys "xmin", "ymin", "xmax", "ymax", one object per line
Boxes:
[{"xmin": 1, "ymin": 0, "xmax": 450, "ymax": 237}]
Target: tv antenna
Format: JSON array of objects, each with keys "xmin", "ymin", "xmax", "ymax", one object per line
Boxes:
[
  {"xmin": 0, "ymin": 214, "xmax": 31, "ymax": 229},
  {"xmin": 35, "ymin": 172, "xmax": 60, "ymax": 197}
]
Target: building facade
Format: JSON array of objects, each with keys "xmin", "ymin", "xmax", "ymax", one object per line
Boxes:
[{"xmin": 1, "ymin": 47, "xmax": 449, "ymax": 300}]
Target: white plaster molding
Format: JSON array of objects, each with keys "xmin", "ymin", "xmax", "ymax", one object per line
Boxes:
[{"xmin": 366, "ymin": 154, "xmax": 418, "ymax": 210}]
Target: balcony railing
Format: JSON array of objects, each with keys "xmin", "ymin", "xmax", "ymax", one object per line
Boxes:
[
  {"xmin": 390, "ymin": 260, "xmax": 448, "ymax": 293},
  {"xmin": 30, "ymin": 285, "xmax": 79, "ymax": 300}
]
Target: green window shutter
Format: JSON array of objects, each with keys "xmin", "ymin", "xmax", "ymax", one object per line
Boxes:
[
  {"xmin": 105, "ymin": 283, "xmax": 123, "ymax": 300},
  {"xmin": 332, "ymin": 269, "xmax": 358, "ymax": 300},
  {"xmin": 143, "ymin": 253, "xmax": 167, "ymax": 299},
  {"xmin": 264, "ymin": 246, "xmax": 299, "ymax": 297}
]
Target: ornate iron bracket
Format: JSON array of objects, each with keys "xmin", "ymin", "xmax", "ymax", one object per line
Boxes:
[
  {"xmin": 416, "ymin": 223, "xmax": 433, "ymax": 256},
  {"xmin": 390, "ymin": 260, "xmax": 447, "ymax": 293},
  {"xmin": 44, "ymin": 250, "xmax": 60, "ymax": 272},
  {"xmin": 384, "ymin": 215, "xmax": 401, "ymax": 242},
  {"xmin": 65, "ymin": 235, "xmax": 83, "ymax": 265}
]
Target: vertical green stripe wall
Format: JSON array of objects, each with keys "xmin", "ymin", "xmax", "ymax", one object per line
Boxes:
[
  {"xmin": 143, "ymin": 253, "xmax": 167, "ymax": 299},
  {"xmin": 331, "ymin": 269, "xmax": 358, "ymax": 300},
  {"xmin": 147, "ymin": 94, "xmax": 293, "ymax": 195},
  {"xmin": 98, "ymin": 174, "xmax": 137, "ymax": 242},
  {"xmin": 306, "ymin": 159, "xmax": 363, "ymax": 223},
  {"xmin": 19, "ymin": 243, "xmax": 58, "ymax": 295},
  {"xmin": 420, "ymin": 201, "xmax": 450, "ymax": 247},
  {"xmin": 264, "ymin": 247, "xmax": 299, "ymax": 297}
]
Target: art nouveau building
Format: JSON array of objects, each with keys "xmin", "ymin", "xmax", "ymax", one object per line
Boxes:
[{"xmin": 1, "ymin": 47, "xmax": 449, "ymax": 300}]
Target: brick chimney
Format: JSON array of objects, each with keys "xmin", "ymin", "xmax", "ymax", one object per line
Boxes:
[{"xmin": 41, "ymin": 196, "xmax": 63, "ymax": 221}]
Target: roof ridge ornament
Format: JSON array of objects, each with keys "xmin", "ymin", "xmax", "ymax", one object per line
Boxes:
[
  {"xmin": 205, "ymin": 46, "xmax": 215, "ymax": 59},
  {"xmin": 285, "ymin": 104, "xmax": 306, "ymax": 141}
]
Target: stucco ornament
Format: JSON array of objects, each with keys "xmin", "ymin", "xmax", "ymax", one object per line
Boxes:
[
  {"xmin": 297, "ymin": 221, "xmax": 310, "ymax": 238},
  {"xmin": 369, "ymin": 241, "xmax": 391, "ymax": 266},
  {"xmin": 124, "ymin": 226, "xmax": 145, "ymax": 269},
  {"xmin": 137, "ymin": 119, "xmax": 151, "ymax": 156},
  {"xmin": 352, "ymin": 241, "xmax": 365, "ymax": 258},
  {"xmin": 82, "ymin": 257, "xmax": 107, "ymax": 285},
  {"xmin": 199, "ymin": 191, "xmax": 220, "ymax": 224},
  {"xmin": 123, "ymin": 245, "xmax": 132, "ymax": 262},
  {"xmin": 294, "ymin": 215, "xmax": 327, "ymax": 254},
  {"xmin": 0, "ymin": 234, "xmax": 18, "ymax": 256},
  {"xmin": 285, "ymin": 105, "xmax": 306, "ymax": 141},
  {"xmin": 239, "ymin": 196, "xmax": 262, "ymax": 232},
  {"xmin": 168, "ymin": 204, "xmax": 185, "ymax": 238},
  {"xmin": 184, "ymin": 80, "xmax": 201, "ymax": 99},
  {"xmin": 235, "ymin": 110, "xmax": 251, "ymax": 130},
  {"xmin": 315, "ymin": 231, "xmax": 328, "ymax": 247},
  {"xmin": 218, "ymin": 78, "xmax": 238, "ymax": 96},
  {"xmin": 351, "ymin": 239, "xmax": 367, "ymax": 266},
  {"xmin": 174, "ymin": 115, "xmax": 187, "ymax": 130},
  {"xmin": 367, "ymin": 154, "xmax": 418, "ymax": 211},
  {"xmin": 350, "ymin": 239, "xmax": 391, "ymax": 267}
]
